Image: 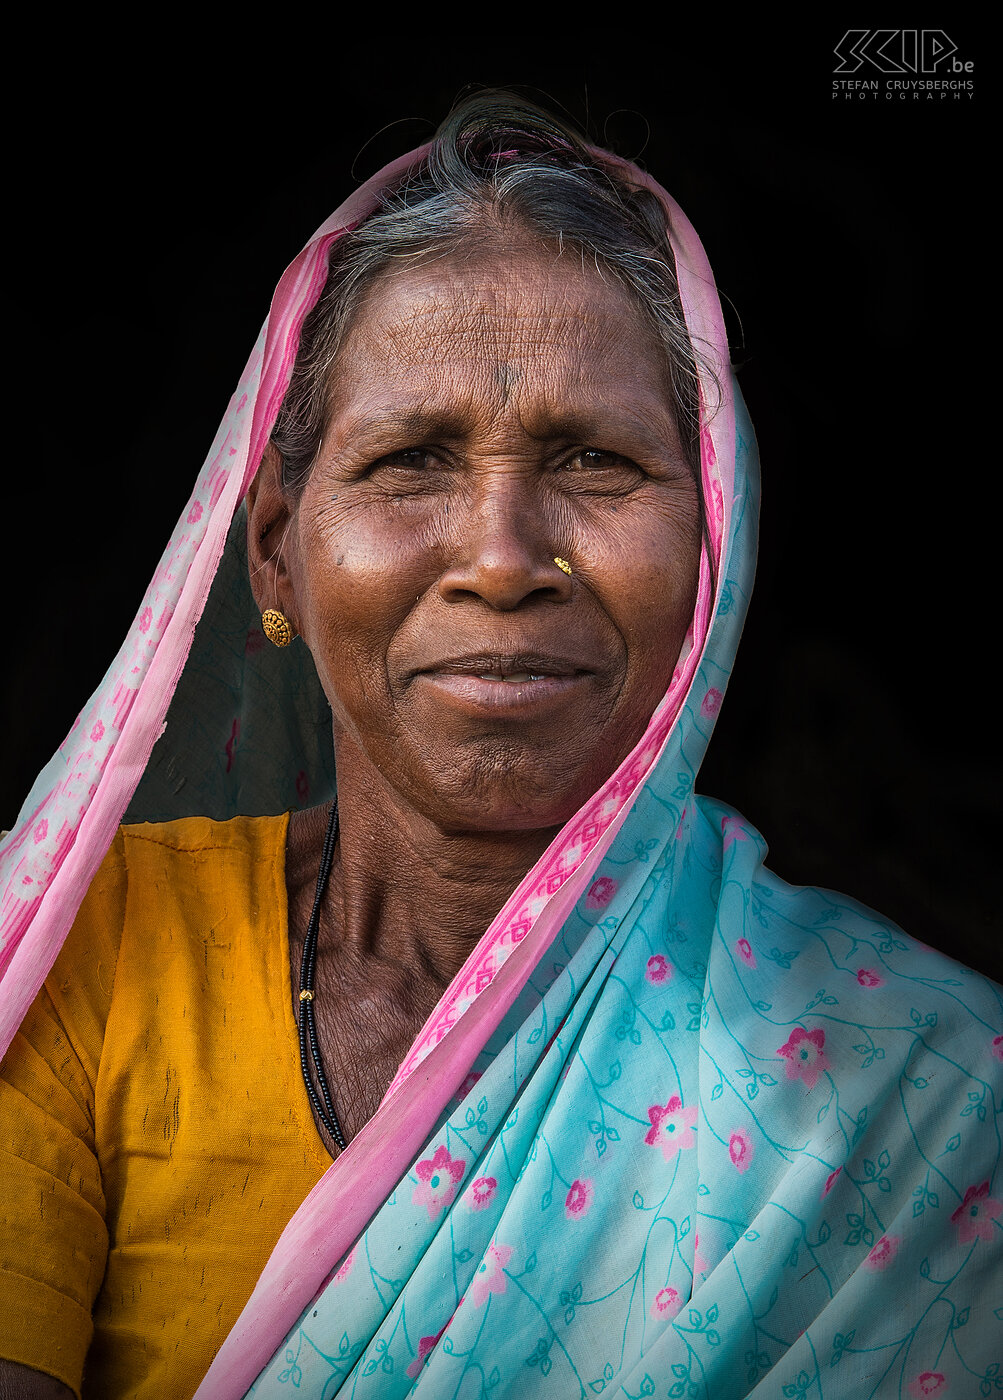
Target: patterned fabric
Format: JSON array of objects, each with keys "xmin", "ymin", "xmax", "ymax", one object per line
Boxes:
[
  {"xmin": 250, "ymin": 820, "xmax": 1003, "ymax": 1399},
  {"xmin": 0, "ymin": 134, "xmax": 999, "ymax": 1400}
]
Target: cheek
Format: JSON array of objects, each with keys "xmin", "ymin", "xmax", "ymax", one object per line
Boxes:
[
  {"xmin": 293, "ymin": 496, "xmax": 434, "ymax": 642},
  {"xmin": 578, "ymin": 499, "xmax": 702, "ymax": 681}
]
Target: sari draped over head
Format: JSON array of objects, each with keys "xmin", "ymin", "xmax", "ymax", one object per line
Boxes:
[{"xmin": 1, "ymin": 140, "xmax": 1000, "ymax": 1400}]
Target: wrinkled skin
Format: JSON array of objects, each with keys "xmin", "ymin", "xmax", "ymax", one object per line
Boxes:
[{"xmin": 248, "ymin": 235, "xmax": 702, "ymax": 1153}]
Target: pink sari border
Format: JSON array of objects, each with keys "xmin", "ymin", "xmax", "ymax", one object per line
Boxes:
[{"xmin": 195, "ymin": 713, "xmax": 673, "ymax": 1399}]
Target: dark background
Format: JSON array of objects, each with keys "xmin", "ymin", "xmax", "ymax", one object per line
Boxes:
[{"xmin": 6, "ymin": 27, "xmax": 996, "ymax": 978}]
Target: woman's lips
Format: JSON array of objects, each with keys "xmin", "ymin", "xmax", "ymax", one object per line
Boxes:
[
  {"xmin": 413, "ymin": 656, "xmax": 593, "ymax": 714},
  {"xmin": 417, "ymin": 670, "xmax": 590, "ymax": 713}
]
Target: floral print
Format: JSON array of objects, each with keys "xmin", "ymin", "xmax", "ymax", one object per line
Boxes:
[
  {"xmin": 650, "ymin": 1286, "xmax": 681, "ymax": 1319},
  {"xmin": 405, "ymin": 1325, "xmax": 446, "ymax": 1379},
  {"xmin": 728, "ymin": 1128, "xmax": 753, "ymax": 1173},
  {"xmin": 469, "ymin": 1242, "xmax": 512, "ymax": 1307},
  {"xmin": 585, "ymin": 877, "xmax": 617, "ymax": 911},
  {"xmin": 645, "ymin": 954, "xmax": 672, "ymax": 984},
  {"xmin": 248, "ymin": 676, "xmax": 1002, "ymax": 1400},
  {"xmin": 644, "ymin": 1094, "xmax": 698, "ymax": 1161},
  {"xmin": 736, "ymin": 937, "xmax": 757, "ymax": 968},
  {"xmin": 564, "ymin": 1179, "xmax": 593, "ymax": 1220},
  {"xmin": 467, "ymin": 1176, "xmax": 497, "ymax": 1211},
  {"xmin": 863, "ymin": 1234, "xmax": 899, "ymax": 1270},
  {"xmin": 700, "ymin": 687, "xmax": 723, "ymax": 717},
  {"xmin": 909, "ymin": 1373, "xmax": 949, "ymax": 1397},
  {"xmin": 412, "ymin": 1145, "xmax": 466, "ymax": 1220},
  {"xmin": 950, "ymin": 1182, "xmax": 1002, "ymax": 1244},
  {"xmin": 822, "ymin": 1166, "xmax": 842, "ymax": 1197},
  {"xmin": 777, "ymin": 1025, "xmax": 830, "ymax": 1089}
]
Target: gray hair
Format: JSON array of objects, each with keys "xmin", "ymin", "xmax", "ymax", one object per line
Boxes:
[{"xmin": 272, "ymin": 91, "xmax": 708, "ymax": 491}]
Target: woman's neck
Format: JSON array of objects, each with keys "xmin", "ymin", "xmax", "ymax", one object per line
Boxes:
[{"xmin": 289, "ymin": 752, "xmax": 561, "ymax": 990}]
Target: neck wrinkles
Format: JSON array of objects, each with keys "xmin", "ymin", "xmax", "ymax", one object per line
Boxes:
[{"xmin": 323, "ymin": 748, "xmax": 561, "ymax": 986}]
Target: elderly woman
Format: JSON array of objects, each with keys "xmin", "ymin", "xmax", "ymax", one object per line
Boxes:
[{"xmin": 0, "ymin": 93, "xmax": 999, "ymax": 1400}]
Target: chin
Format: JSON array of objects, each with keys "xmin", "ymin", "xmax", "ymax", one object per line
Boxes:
[{"xmin": 399, "ymin": 738, "xmax": 623, "ymax": 836}]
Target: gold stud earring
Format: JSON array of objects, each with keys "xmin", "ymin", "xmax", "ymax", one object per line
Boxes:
[
  {"xmin": 553, "ymin": 556, "xmax": 572, "ymax": 576},
  {"xmin": 261, "ymin": 608, "xmax": 294, "ymax": 647}
]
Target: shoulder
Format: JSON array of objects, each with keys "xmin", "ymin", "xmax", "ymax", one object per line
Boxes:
[
  {"xmin": 698, "ymin": 798, "xmax": 1002, "ymax": 1060},
  {"xmin": 109, "ymin": 814, "xmax": 292, "ymax": 962},
  {"xmin": 707, "ymin": 862, "xmax": 1002, "ymax": 1194},
  {"xmin": 51, "ymin": 814, "xmax": 291, "ymax": 1007},
  {"xmin": 118, "ymin": 811, "xmax": 290, "ymax": 861},
  {"xmin": 114, "ymin": 812, "xmax": 290, "ymax": 894},
  {"xmin": 743, "ymin": 869, "xmax": 1002, "ymax": 1063}
]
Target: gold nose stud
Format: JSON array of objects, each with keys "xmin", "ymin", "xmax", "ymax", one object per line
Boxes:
[{"xmin": 553, "ymin": 556, "xmax": 572, "ymax": 576}]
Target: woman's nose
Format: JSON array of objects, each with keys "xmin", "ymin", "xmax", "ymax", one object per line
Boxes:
[{"xmin": 437, "ymin": 474, "xmax": 573, "ymax": 611}]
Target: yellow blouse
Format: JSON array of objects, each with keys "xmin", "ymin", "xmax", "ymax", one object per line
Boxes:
[{"xmin": 0, "ymin": 815, "xmax": 331, "ymax": 1399}]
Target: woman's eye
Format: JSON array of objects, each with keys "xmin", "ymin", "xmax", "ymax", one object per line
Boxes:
[
  {"xmin": 566, "ymin": 449, "xmax": 634, "ymax": 472},
  {"xmin": 374, "ymin": 448, "xmax": 433, "ymax": 471}
]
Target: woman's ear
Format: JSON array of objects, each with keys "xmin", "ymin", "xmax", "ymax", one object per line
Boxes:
[{"xmin": 246, "ymin": 443, "xmax": 298, "ymax": 629}]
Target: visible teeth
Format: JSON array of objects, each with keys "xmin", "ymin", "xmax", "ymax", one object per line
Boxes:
[{"xmin": 478, "ymin": 672, "xmax": 546, "ymax": 683}]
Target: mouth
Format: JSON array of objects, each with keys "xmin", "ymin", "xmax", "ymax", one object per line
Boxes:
[
  {"xmin": 424, "ymin": 654, "xmax": 584, "ymax": 681},
  {"xmin": 481, "ymin": 672, "xmax": 548, "ymax": 683},
  {"xmin": 413, "ymin": 653, "xmax": 592, "ymax": 714}
]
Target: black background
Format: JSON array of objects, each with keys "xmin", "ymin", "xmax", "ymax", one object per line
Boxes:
[{"xmin": 6, "ymin": 26, "xmax": 996, "ymax": 978}]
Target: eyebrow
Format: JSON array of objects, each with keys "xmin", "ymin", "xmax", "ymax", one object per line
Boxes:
[{"xmin": 333, "ymin": 402, "xmax": 680, "ymax": 458}]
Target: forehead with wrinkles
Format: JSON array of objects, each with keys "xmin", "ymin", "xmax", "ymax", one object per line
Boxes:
[{"xmin": 325, "ymin": 243, "xmax": 673, "ymax": 437}]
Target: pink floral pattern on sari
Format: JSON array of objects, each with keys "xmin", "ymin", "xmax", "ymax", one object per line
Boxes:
[
  {"xmin": 909, "ymin": 1373, "xmax": 948, "ymax": 1397},
  {"xmin": 822, "ymin": 1166, "xmax": 842, "ymax": 1197},
  {"xmin": 950, "ymin": 1182, "xmax": 1001, "ymax": 1243},
  {"xmin": 467, "ymin": 1176, "xmax": 497, "ymax": 1211},
  {"xmin": 585, "ymin": 877, "xmax": 617, "ymax": 910},
  {"xmin": 650, "ymin": 1285, "xmax": 681, "ymax": 1319},
  {"xmin": 644, "ymin": 1094, "xmax": 697, "ymax": 1161},
  {"xmin": 406, "ymin": 1325, "xmax": 447, "ymax": 1378},
  {"xmin": 777, "ymin": 1026, "xmax": 830, "ymax": 1089},
  {"xmin": 412, "ymin": 1145, "xmax": 466, "ymax": 1220},
  {"xmin": 863, "ymin": 1235, "xmax": 899, "ymax": 1270},
  {"xmin": 470, "ymin": 1242, "xmax": 513, "ymax": 1307},
  {"xmin": 564, "ymin": 1179, "xmax": 593, "ymax": 1220},
  {"xmin": 728, "ymin": 1128, "xmax": 753, "ymax": 1173},
  {"xmin": 700, "ymin": 687, "xmax": 723, "ymax": 717},
  {"xmin": 645, "ymin": 954, "xmax": 672, "ymax": 984}
]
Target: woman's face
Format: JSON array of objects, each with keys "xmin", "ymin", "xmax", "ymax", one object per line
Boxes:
[{"xmin": 276, "ymin": 240, "xmax": 702, "ymax": 833}]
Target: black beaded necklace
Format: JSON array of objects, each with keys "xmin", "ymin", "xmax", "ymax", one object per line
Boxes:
[{"xmin": 297, "ymin": 800, "xmax": 347, "ymax": 1153}]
